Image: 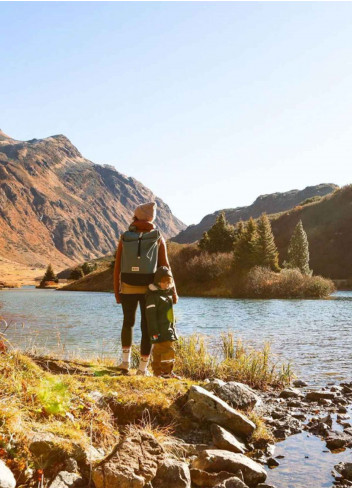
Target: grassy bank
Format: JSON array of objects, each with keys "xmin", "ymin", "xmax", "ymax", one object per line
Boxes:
[{"xmin": 0, "ymin": 334, "xmax": 285, "ymax": 486}]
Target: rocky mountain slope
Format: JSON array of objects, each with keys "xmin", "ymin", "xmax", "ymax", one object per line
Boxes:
[
  {"xmin": 271, "ymin": 184, "xmax": 352, "ymax": 279},
  {"xmin": 0, "ymin": 129, "xmax": 185, "ymax": 269},
  {"xmin": 173, "ymin": 184, "xmax": 338, "ymax": 244}
]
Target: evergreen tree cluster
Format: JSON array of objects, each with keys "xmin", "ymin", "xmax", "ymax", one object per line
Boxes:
[
  {"xmin": 233, "ymin": 215, "xmax": 280, "ymax": 274},
  {"xmin": 198, "ymin": 212, "xmax": 311, "ymax": 276},
  {"xmin": 199, "ymin": 212, "xmax": 236, "ymax": 253}
]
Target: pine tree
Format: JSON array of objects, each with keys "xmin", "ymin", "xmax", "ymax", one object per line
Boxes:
[
  {"xmin": 40, "ymin": 264, "xmax": 58, "ymax": 286},
  {"xmin": 233, "ymin": 217, "xmax": 258, "ymax": 273},
  {"xmin": 255, "ymin": 213, "xmax": 280, "ymax": 272},
  {"xmin": 199, "ymin": 231, "xmax": 211, "ymax": 252},
  {"xmin": 284, "ymin": 220, "xmax": 312, "ymax": 275},
  {"xmin": 198, "ymin": 212, "xmax": 235, "ymax": 253}
]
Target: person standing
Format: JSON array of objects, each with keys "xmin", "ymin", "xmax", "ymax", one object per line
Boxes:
[
  {"xmin": 145, "ymin": 266, "xmax": 179, "ymax": 378},
  {"xmin": 114, "ymin": 202, "xmax": 178, "ymax": 375}
]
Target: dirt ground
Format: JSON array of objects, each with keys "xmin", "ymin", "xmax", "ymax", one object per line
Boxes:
[{"xmin": 0, "ymin": 256, "xmax": 46, "ymax": 287}]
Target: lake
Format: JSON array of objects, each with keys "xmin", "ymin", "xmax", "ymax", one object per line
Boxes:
[{"xmin": 0, "ymin": 287, "xmax": 351, "ymax": 387}]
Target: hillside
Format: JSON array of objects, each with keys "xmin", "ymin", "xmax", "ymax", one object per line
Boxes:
[
  {"xmin": 271, "ymin": 184, "xmax": 352, "ymax": 279},
  {"xmin": 0, "ymin": 129, "xmax": 185, "ymax": 271},
  {"xmin": 172, "ymin": 184, "xmax": 338, "ymax": 244}
]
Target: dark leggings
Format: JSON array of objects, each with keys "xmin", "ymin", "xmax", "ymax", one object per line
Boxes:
[{"xmin": 120, "ymin": 294, "xmax": 151, "ymax": 356}]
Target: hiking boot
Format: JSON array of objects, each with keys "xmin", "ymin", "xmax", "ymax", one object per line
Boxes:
[
  {"xmin": 116, "ymin": 361, "xmax": 130, "ymax": 372},
  {"xmin": 136, "ymin": 369, "xmax": 152, "ymax": 376}
]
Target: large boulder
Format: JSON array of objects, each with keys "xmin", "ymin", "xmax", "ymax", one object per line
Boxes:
[
  {"xmin": 49, "ymin": 471, "xmax": 84, "ymax": 488},
  {"xmin": 191, "ymin": 450, "xmax": 267, "ymax": 486},
  {"xmin": 92, "ymin": 431, "xmax": 163, "ymax": 488},
  {"xmin": 205, "ymin": 380, "xmax": 260, "ymax": 410},
  {"xmin": 152, "ymin": 458, "xmax": 191, "ymax": 488},
  {"xmin": 188, "ymin": 386, "xmax": 256, "ymax": 438},
  {"xmin": 190, "ymin": 468, "xmax": 247, "ymax": 488},
  {"xmin": 0, "ymin": 460, "xmax": 16, "ymax": 488},
  {"xmin": 211, "ymin": 424, "xmax": 246, "ymax": 454}
]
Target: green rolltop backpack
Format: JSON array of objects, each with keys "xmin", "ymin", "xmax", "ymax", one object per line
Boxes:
[{"xmin": 121, "ymin": 228, "xmax": 160, "ymax": 285}]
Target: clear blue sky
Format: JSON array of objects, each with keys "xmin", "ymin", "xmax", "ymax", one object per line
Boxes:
[{"xmin": 1, "ymin": 2, "xmax": 352, "ymax": 225}]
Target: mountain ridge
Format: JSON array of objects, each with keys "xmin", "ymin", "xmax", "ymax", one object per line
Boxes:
[
  {"xmin": 0, "ymin": 130, "xmax": 185, "ymax": 270},
  {"xmin": 172, "ymin": 183, "xmax": 338, "ymax": 243}
]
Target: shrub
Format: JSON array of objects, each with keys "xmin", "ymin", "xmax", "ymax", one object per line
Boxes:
[
  {"xmin": 167, "ymin": 242, "xmax": 202, "ymax": 285},
  {"xmin": 69, "ymin": 267, "xmax": 84, "ymax": 280},
  {"xmin": 82, "ymin": 261, "xmax": 97, "ymax": 275},
  {"xmin": 243, "ymin": 266, "xmax": 335, "ymax": 299},
  {"xmin": 184, "ymin": 252, "xmax": 232, "ymax": 283}
]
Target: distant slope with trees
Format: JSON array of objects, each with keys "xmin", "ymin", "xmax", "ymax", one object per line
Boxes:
[
  {"xmin": 271, "ymin": 184, "xmax": 352, "ymax": 279},
  {"xmin": 172, "ymin": 184, "xmax": 338, "ymax": 244}
]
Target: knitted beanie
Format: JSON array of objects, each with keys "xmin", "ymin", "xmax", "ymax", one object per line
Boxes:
[
  {"xmin": 134, "ymin": 202, "xmax": 157, "ymax": 222},
  {"xmin": 154, "ymin": 266, "xmax": 173, "ymax": 285}
]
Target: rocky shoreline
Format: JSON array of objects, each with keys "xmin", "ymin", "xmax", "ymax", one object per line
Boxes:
[{"xmin": 1, "ymin": 354, "xmax": 352, "ymax": 488}]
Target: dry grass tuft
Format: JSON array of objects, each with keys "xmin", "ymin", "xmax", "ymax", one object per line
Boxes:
[{"xmin": 174, "ymin": 332, "xmax": 292, "ymax": 389}]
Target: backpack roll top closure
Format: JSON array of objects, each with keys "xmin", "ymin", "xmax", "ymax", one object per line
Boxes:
[{"xmin": 121, "ymin": 229, "xmax": 160, "ymax": 286}]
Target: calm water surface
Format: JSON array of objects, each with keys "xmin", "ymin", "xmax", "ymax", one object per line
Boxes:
[{"xmin": 0, "ymin": 287, "xmax": 351, "ymax": 386}]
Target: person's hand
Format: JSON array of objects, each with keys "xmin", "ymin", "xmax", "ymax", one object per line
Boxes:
[
  {"xmin": 115, "ymin": 294, "xmax": 121, "ymax": 304},
  {"xmin": 173, "ymin": 293, "xmax": 179, "ymax": 304}
]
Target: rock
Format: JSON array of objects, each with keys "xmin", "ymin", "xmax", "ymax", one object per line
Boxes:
[
  {"xmin": 0, "ymin": 460, "xmax": 16, "ymax": 488},
  {"xmin": 190, "ymin": 469, "xmax": 246, "ymax": 488},
  {"xmin": 273, "ymin": 428, "xmax": 289, "ymax": 440},
  {"xmin": 279, "ymin": 388, "xmax": 303, "ymax": 399},
  {"xmin": 344, "ymin": 428, "xmax": 352, "ymax": 436},
  {"xmin": 293, "ymin": 380, "xmax": 308, "ymax": 388},
  {"xmin": 188, "ymin": 386, "xmax": 256, "ymax": 438},
  {"xmin": 28, "ymin": 432, "xmax": 101, "ymax": 467},
  {"xmin": 64, "ymin": 459, "xmax": 79, "ymax": 473},
  {"xmin": 49, "ymin": 471, "xmax": 84, "ymax": 488},
  {"xmin": 152, "ymin": 459, "xmax": 191, "ymax": 488},
  {"xmin": 342, "ymin": 385, "xmax": 352, "ymax": 395},
  {"xmin": 176, "ymin": 443, "xmax": 212, "ymax": 457},
  {"xmin": 214, "ymin": 476, "xmax": 248, "ymax": 488},
  {"xmin": 337, "ymin": 414, "xmax": 350, "ymax": 421},
  {"xmin": 305, "ymin": 391, "xmax": 336, "ymax": 402},
  {"xmin": 211, "ymin": 424, "xmax": 246, "ymax": 454},
  {"xmin": 338, "ymin": 406, "xmax": 348, "ymax": 413},
  {"xmin": 191, "ymin": 450, "xmax": 267, "ymax": 486},
  {"xmin": 79, "ymin": 444, "xmax": 104, "ymax": 465},
  {"xmin": 251, "ymin": 450, "xmax": 266, "ymax": 464},
  {"xmin": 287, "ymin": 400, "xmax": 304, "ymax": 408},
  {"xmin": 292, "ymin": 413, "xmax": 306, "ymax": 421},
  {"xmin": 267, "ymin": 458, "xmax": 279, "ymax": 468},
  {"xmin": 335, "ymin": 463, "xmax": 352, "ymax": 481},
  {"xmin": 326, "ymin": 431, "xmax": 352, "ymax": 450},
  {"xmin": 92, "ymin": 431, "xmax": 163, "ymax": 488},
  {"xmin": 29, "ymin": 432, "xmax": 68, "ymax": 460},
  {"xmin": 204, "ymin": 380, "xmax": 260, "ymax": 410}
]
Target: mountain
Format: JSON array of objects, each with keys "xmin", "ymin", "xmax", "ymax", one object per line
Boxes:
[
  {"xmin": 271, "ymin": 184, "xmax": 352, "ymax": 279},
  {"xmin": 0, "ymin": 129, "xmax": 185, "ymax": 270},
  {"xmin": 172, "ymin": 184, "xmax": 338, "ymax": 244}
]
